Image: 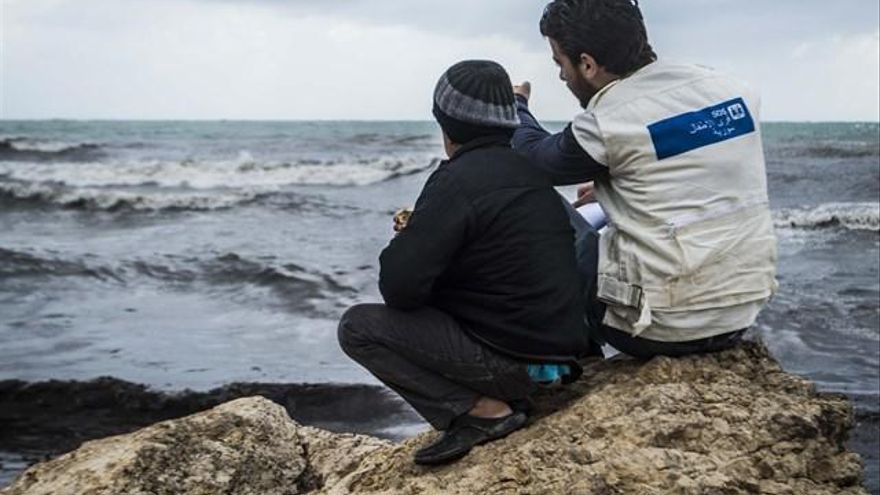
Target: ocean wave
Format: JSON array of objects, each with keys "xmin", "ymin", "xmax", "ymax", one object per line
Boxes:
[
  {"xmin": 802, "ymin": 144, "xmax": 879, "ymax": 159},
  {"xmin": 0, "ymin": 137, "xmax": 103, "ymax": 162},
  {"xmin": 0, "ymin": 248, "xmax": 119, "ymax": 281},
  {"xmin": 204, "ymin": 253, "xmax": 357, "ymax": 314},
  {"xmin": 0, "ymin": 249, "xmax": 354, "ymax": 313},
  {"xmin": 349, "ymin": 133, "xmax": 435, "ymax": 146},
  {"xmin": 0, "ymin": 181, "xmax": 260, "ymax": 212},
  {"xmin": 0, "ymin": 154, "xmax": 439, "ymax": 190},
  {"xmin": 392, "ymin": 134, "xmax": 435, "ymax": 145},
  {"xmin": 127, "ymin": 253, "xmax": 354, "ymax": 299},
  {"xmin": 774, "ymin": 202, "xmax": 880, "ymax": 232},
  {"xmin": 769, "ymin": 142, "xmax": 880, "ymax": 160}
]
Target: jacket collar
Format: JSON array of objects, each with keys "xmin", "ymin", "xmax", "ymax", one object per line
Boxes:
[{"xmin": 449, "ymin": 135, "xmax": 512, "ymax": 161}]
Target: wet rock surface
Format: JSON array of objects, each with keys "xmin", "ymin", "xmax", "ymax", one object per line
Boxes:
[{"xmin": 2, "ymin": 342, "xmax": 870, "ymax": 495}]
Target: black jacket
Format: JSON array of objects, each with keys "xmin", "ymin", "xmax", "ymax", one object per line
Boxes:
[{"xmin": 379, "ymin": 135, "xmax": 590, "ymax": 362}]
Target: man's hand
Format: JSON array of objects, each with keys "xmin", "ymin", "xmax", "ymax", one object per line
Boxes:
[
  {"xmin": 393, "ymin": 208, "xmax": 413, "ymax": 234},
  {"xmin": 513, "ymin": 81, "xmax": 532, "ymax": 102},
  {"xmin": 573, "ymin": 182, "xmax": 597, "ymax": 209}
]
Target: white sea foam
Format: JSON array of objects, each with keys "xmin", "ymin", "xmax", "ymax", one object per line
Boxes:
[
  {"xmin": 774, "ymin": 202, "xmax": 880, "ymax": 232},
  {"xmin": 0, "ymin": 155, "xmax": 436, "ymax": 189}
]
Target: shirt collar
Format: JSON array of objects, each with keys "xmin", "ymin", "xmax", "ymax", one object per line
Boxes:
[{"xmin": 449, "ymin": 135, "xmax": 512, "ymax": 161}]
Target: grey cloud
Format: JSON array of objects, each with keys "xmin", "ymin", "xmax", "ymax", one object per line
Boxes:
[
  {"xmin": 643, "ymin": 0, "xmax": 879, "ymax": 41},
  {"xmin": 200, "ymin": 0, "xmax": 880, "ymax": 55},
  {"xmin": 5, "ymin": 0, "xmax": 877, "ymax": 120},
  {"xmin": 204, "ymin": 0, "xmax": 547, "ymax": 42}
]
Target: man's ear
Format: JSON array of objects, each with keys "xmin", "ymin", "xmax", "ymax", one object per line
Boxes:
[{"xmin": 577, "ymin": 53, "xmax": 599, "ymax": 80}]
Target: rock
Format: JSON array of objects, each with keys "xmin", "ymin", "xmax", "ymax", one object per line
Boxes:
[
  {"xmin": 0, "ymin": 397, "xmax": 389, "ymax": 495},
  {"xmin": 2, "ymin": 342, "xmax": 869, "ymax": 494}
]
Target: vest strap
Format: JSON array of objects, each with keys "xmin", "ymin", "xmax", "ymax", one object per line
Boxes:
[
  {"xmin": 597, "ymin": 275, "xmax": 641, "ymax": 308},
  {"xmin": 597, "ymin": 275, "xmax": 653, "ymax": 336}
]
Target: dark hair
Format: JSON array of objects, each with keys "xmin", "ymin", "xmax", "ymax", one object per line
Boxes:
[{"xmin": 540, "ymin": 0, "xmax": 657, "ymax": 75}]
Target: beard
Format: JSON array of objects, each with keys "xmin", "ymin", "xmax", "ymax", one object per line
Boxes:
[{"xmin": 569, "ymin": 76, "xmax": 601, "ymax": 109}]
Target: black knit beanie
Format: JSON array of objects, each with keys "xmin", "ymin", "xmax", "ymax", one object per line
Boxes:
[{"xmin": 433, "ymin": 60, "xmax": 521, "ymax": 145}]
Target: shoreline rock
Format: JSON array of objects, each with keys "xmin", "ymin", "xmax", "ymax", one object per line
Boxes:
[
  {"xmin": 2, "ymin": 342, "xmax": 869, "ymax": 495},
  {"xmin": 0, "ymin": 379, "xmax": 420, "ymax": 455}
]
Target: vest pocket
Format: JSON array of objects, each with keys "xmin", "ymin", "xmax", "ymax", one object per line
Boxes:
[
  {"xmin": 666, "ymin": 210, "xmax": 777, "ymax": 309},
  {"xmin": 597, "ymin": 274, "xmax": 642, "ymax": 308},
  {"xmin": 597, "ymin": 274, "xmax": 653, "ymax": 335}
]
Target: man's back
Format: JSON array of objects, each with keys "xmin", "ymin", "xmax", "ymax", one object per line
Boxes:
[
  {"xmin": 341, "ymin": 60, "xmax": 575, "ymax": 466},
  {"xmin": 572, "ymin": 61, "xmax": 778, "ymax": 340},
  {"xmin": 380, "ymin": 136, "xmax": 590, "ymax": 361}
]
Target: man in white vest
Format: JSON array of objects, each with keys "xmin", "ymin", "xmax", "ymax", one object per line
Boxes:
[{"xmin": 513, "ymin": 0, "xmax": 778, "ymax": 358}]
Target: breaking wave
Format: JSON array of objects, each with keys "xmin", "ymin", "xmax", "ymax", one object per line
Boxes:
[
  {"xmin": 774, "ymin": 202, "xmax": 880, "ymax": 232},
  {"xmin": 0, "ymin": 154, "xmax": 437, "ymax": 190},
  {"xmin": 0, "ymin": 137, "xmax": 103, "ymax": 162},
  {"xmin": 0, "ymin": 154, "xmax": 439, "ymax": 212},
  {"xmin": 0, "ymin": 181, "xmax": 261, "ymax": 212}
]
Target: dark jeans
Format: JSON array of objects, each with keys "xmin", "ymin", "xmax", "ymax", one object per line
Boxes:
[
  {"xmin": 599, "ymin": 326, "xmax": 746, "ymax": 360},
  {"xmin": 338, "ymin": 304, "xmax": 535, "ymax": 430},
  {"xmin": 563, "ymin": 201, "xmax": 746, "ymax": 360}
]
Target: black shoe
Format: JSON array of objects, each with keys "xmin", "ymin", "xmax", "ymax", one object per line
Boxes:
[
  {"xmin": 508, "ymin": 398, "xmax": 535, "ymax": 415},
  {"xmin": 413, "ymin": 411, "xmax": 528, "ymax": 466}
]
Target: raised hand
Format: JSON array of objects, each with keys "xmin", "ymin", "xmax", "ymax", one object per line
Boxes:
[{"xmin": 513, "ymin": 81, "xmax": 532, "ymax": 102}]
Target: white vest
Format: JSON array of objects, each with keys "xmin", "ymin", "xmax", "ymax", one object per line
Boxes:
[{"xmin": 571, "ymin": 62, "xmax": 778, "ymax": 340}]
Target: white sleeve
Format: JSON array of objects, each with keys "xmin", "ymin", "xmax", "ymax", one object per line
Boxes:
[{"xmin": 571, "ymin": 111, "xmax": 608, "ymax": 167}]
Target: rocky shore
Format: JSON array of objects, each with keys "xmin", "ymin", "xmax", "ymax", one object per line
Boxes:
[
  {"xmin": 0, "ymin": 379, "xmax": 424, "ymax": 488},
  {"xmin": 2, "ymin": 342, "xmax": 870, "ymax": 494}
]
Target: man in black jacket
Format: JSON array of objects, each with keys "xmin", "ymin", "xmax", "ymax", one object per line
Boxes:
[{"xmin": 338, "ymin": 60, "xmax": 593, "ymax": 466}]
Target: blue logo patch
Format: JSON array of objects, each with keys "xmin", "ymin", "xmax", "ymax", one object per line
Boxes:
[{"xmin": 648, "ymin": 97, "xmax": 755, "ymax": 160}]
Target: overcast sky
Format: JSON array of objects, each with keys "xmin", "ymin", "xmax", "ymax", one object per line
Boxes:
[{"xmin": 2, "ymin": 0, "xmax": 878, "ymax": 121}]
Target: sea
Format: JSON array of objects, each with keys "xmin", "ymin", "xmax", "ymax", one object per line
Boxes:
[{"xmin": 0, "ymin": 120, "xmax": 878, "ymax": 491}]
